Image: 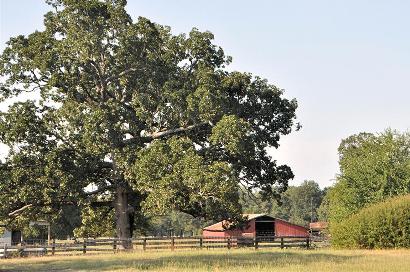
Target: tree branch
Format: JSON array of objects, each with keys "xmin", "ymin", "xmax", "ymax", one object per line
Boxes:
[
  {"xmin": 85, "ymin": 185, "xmax": 114, "ymax": 196},
  {"xmin": 123, "ymin": 121, "xmax": 211, "ymax": 145},
  {"xmin": 8, "ymin": 204, "xmax": 33, "ymax": 216},
  {"xmin": 100, "ymin": 161, "xmax": 114, "ymax": 169},
  {"xmin": 150, "ymin": 122, "xmax": 210, "ymax": 139},
  {"xmin": 105, "ymin": 68, "xmax": 138, "ymax": 84},
  {"xmin": 90, "ymin": 201, "xmax": 113, "ymax": 208}
]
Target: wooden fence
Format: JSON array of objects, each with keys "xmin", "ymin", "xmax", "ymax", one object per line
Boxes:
[{"xmin": 0, "ymin": 236, "xmax": 310, "ymax": 258}]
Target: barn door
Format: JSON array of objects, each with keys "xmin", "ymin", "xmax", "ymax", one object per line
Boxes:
[
  {"xmin": 255, "ymin": 216, "xmax": 275, "ymax": 237},
  {"xmin": 11, "ymin": 230, "xmax": 21, "ymax": 245}
]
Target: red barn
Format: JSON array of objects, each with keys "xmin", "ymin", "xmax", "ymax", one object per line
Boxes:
[{"xmin": 202, "ymin": 214, "xmax": 309, "ymax": 238}]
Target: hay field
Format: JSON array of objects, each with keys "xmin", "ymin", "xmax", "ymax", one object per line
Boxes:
[{"xmin": 1, "ymin": 248, "xmax": 409, "ymax": 272}]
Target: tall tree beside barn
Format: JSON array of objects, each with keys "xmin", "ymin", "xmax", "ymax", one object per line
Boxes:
[
  {"xmin": 0, "ymin": 0, "xmax": 298, "ymax": 248},
  {"xmin": 325, "ymin": 130, "xmax": 410, "ymax": 224}
]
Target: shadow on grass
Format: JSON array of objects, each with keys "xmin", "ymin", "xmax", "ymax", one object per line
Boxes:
[{"xmin": 1, "ymin": 250, "xmax": 361, "ymax": 271}]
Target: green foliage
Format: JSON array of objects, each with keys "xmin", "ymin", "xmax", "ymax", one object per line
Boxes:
[
  {"xmin": 73, "ymin": 206, "xmax": 115, "ymax": 238},
  {"xmin": 210, "ymin": 115, "xmax": 250, "ymax": 155},
  {"xmin": 281, "ymin": 180, "xmax": 324, "ymax": 225},
  {"xmin": 147, "ymin": 211, "xmax": 211, "ymax": 237},
  {"xmin": 130, "ymin": 137, "xmax": 242, "ymax": 222},
  {"xmin": 317, "ymin": 188, "xmax": 330, "ymax": 221},
  {"xmin": 241, "ymin": 180, "xmax": 325, "ymax": 226},
  {"xmin": 0, "ymin": 0, "xmax": 298, "ymax": 239},
  {"xmin": 51, "ymin": 206, "xmax": 81, "ymax": 239},
  {"xmin": 331, "ymin": 194, "xmax": 410, "ymax": 249},
  {"xmin": 327, "ymin": 130, "xmax": 410, "ymax": 223}
]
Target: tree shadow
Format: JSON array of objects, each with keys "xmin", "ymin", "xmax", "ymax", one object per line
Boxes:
[{"xmin": 1, "ymin": 250, "xmax": 362, "ymax": 271}]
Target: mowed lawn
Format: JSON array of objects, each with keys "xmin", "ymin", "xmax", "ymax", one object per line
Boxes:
[{"xmin": 1, "ymin": 248, "xmax": 409, "ymax": 272}]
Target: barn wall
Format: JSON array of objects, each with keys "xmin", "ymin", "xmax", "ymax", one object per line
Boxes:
[
  {"xmin": 203, "ymin": 217, "xmax": 309, "ymax": 238},
  {"xmin": 0, "ymin": 230, "xmax": 12, "ymax": 246},
  {"xmin": 275, "ymin": 219, "xmax": 309, "ymax": 237},
  {"xmin": 202, "ymin": 230, "xmax": 226, "ymax": 237}
]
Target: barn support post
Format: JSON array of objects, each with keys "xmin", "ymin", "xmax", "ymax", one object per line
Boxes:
[{"xmin": 280, "ymin": 237, "xmax": 284, "ymax": 249}]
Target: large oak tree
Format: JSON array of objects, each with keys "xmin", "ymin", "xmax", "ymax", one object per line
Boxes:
[{"xmin": 0, "ymin": 0, "xmax": 298, "ymax": 247}]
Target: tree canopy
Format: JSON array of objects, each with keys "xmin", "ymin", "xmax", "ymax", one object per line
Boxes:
[
  {"xmin": 325, "ymin": 130, "xmax": 410, "ymax": 224},
  {"xmin": 0, "ymin": 0, "xmax": 298, "ymax": 247},
  {"xmin": 241, "ymin": 180, "xmax": 325, "ymax": 226}
]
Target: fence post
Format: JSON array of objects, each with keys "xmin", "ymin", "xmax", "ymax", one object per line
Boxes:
[
  {"xmin": 3, "ymin": 243, "xmax": 7, "ymax": 259},
  {"xmin": 52, "ymin": 239, "xmax": 55, "ymax": 255},
  {"xmin": 113, "ymin": 239, "xmax": 117, "ymax": 253},
  {"xmin": 199, "ymin": 237, "xmax": 203, "ymax": 249},
  {"xmin": 227, "ymin": 238, "xmax": 231, "ymax": 250},
  {"xmin": 171, "ymin": 237, "xmax": 175, "ymax": 251},
  {"xmin": 306, "ymin": 237, "xmax": 310, "ymax": 249},
  {"xmin": 254, "ymin": 237, "xmax": 258, "ymax": 250},
  {"xmin": 280, "ymin": 237, "xmax": 284, "ymax": 249},
  {"xmin": 143, "ymin": 238, "xmax": 147, "ymax": 251},
  {"xmin": 83, "ymin": 239, "xmax": 87, "ymax": 254}
]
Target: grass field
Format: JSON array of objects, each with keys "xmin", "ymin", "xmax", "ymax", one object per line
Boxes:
[{"xmin": 1, "ymin": 248, "xmax": 409, "ymax": 272}]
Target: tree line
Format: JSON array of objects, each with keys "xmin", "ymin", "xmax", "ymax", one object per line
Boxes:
[
  {"xmin": 322, "ymin": 130, "xmax": 410, "ymax": 223},
  {"xmin": 17, "ymin": 180, "xmax": 326, "ymax": 240},
  {"xmin": 322, "ymin": 129, "xmax": 410, "ymax": 248}
]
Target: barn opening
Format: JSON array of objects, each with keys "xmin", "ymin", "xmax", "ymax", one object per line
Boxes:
[
  {"xmin": 11, "ymin": 230, "xmax": 22, "ymax": 245},
  {"xmin": 255, "ymin": 215, "xmax": 275, "ymax": 236}
]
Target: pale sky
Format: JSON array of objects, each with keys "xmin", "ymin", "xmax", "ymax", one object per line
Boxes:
[{"xmin": 1, "ymin": 0, "xmax": 409, "ymax": 188}]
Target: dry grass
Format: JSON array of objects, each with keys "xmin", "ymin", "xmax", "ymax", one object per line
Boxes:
[{"xmin": 1, "ymin": 248, "xmax": 409, "ymax": 272}]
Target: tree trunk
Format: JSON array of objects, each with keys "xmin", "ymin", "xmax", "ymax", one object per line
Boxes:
[
  {"xmin": 114, "ymin": 185, "xmax": 133, "ymax": 249},
  {"xmin": 108, "ymin": 126, "xmax": 135, "ymax": 249}
]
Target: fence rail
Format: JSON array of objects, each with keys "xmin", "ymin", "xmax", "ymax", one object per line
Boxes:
[{"xmin": 0, "ymin": 236, "xmax": 310, "ymax": 259}]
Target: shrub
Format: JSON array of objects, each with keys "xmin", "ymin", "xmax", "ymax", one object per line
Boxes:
[{"xmin": 331, "ymin": 194, "xmax": 410, "ymax": 249}]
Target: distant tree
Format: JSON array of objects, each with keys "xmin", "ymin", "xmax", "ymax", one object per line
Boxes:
[
  {"xmin": 147, "ymin": 211, "xmax": 210, "ymax": 237},
  {"xmin": 240, "ymin": 189, "xmax": 276, "ymax": 215},
  {"xmin": 327, "ymin": 130, "xmax": 410, "ymax": 223},
  {"xmin": 0, "ymin": 0, "xmax": 298, "ymax": 248},
  {"xmin": 51, "ymin": 206, "xmax": 81, "ymax": 239},
  {"xmin": 317, "ymin": 187, "xmax": 330, "ymax": 222},
  {"xmin": 280, "ymin": 180, "xmax": 324, "ymax": 225},
  {"xmin": 241, "ymin": 180, "xmax": 324, "ymax": 226}
]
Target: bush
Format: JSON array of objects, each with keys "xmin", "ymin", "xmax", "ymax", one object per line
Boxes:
[{"xmin": 331, "ymin": 194, "xmax": 410, "ymax": 249}]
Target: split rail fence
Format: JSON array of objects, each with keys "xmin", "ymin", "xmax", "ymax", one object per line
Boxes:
[{"xmin": 0, "ymin": 236, "xmax": 310, "ymax": 258}]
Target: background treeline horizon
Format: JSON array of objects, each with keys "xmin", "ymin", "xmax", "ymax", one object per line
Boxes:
[
  {"xmin": 326, "ymin": 129, "xmax": 410, "ymax": 248},
  {"xmin": 20, "ymin": 179, "xmax": 327, "ymax": 239},
  {"xmin": 145, "ymin": 128, "xmax": 410, "ymax": 247},
  {"xmin": 148, "ymin": 179, "xmax": 328, "ymax": 237}
]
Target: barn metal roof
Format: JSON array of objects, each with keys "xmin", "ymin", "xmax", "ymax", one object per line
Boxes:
[
  {"xmin": 309, "ymin": 221, "xmax": 328, "ymax": 230},
  {"xmin": 203, "ymin": 214, "xmax": 309, "ymax": 232},
  {"xmin": 203, "ymin": 214, "xmax": 269, "ymax": 231}
]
